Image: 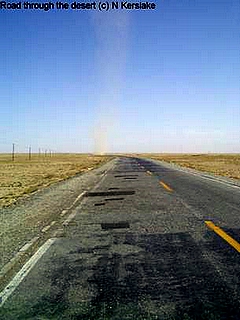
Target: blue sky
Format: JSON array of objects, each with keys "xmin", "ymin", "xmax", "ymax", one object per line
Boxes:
[{"xmin": 0, "ymin": 0, "xmax": 239, "ymax": 153}]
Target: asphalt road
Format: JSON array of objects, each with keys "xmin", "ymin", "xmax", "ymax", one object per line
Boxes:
[{"xmin": 1, "ymin": 157, "xmax": 240, "ymax": 319}]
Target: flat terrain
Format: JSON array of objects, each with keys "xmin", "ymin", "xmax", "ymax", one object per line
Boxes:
[
  {"xmin": 1, "ymin": 156, "xmax": 240, "ymax": 319},
  {"xmin": 0, "ymin": 154, "xmax": 112, "ymax": 207},
  {"xmin": 136, "ymin": 153, "xmax": 240, "ymax": 180}
]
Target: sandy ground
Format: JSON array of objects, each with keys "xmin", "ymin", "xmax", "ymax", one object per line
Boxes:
[{"xmin": 0, "ymin": 154, "xmax": 112, "ymax": 207}]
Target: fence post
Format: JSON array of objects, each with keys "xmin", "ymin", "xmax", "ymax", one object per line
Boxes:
[
  {"xmin": 12, "ymin": 143, "xmax": 15, "ymax": 161},
  {"xmin": 29, "ymin": 146, "xmax": 31, "ymax": 160}
]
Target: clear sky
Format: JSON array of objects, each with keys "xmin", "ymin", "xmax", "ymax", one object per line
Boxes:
[{"xmin": 0, "ymin": 0, "xmax": 239, "ymax": 153}]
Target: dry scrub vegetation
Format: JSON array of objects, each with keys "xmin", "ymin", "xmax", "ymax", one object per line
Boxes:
[
  {"xmin": 137, "ymin": 154, "xmax": 240, "ymax": 180},
  {"xmin": 0, "ymin": 153, "xmax": 112, "ymax": 208}
]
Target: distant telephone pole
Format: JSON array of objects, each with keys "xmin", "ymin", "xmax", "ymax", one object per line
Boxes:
[
  {"xmin": 12, "ymin": 143, "xmax": 15, "ymax": 161},
  {"xmin": 29, "ymin": 146, "xmax": 31, "ymax": 160}
]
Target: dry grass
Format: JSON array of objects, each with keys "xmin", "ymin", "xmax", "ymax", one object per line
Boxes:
[
  {"xmin": 135, "ymin": 153, "xmax": 240, "ymax": 180},
  {"xmin": 0, "ymin": 153, "xmax": 112, "ymax": 208}
]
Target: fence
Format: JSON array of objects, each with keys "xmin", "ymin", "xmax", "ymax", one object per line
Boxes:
[{"xmin": 0, "ymin": 143, "xmax": 57, "ymax": 161}]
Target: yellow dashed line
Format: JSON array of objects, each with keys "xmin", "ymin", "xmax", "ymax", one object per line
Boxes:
[
  {"xmin": 159, "ymin": 181, "xmax": 173, "ymax": 192},
  {"xmin": 205, "ymin": 221, "xmax": 240, "ymax": 253}
]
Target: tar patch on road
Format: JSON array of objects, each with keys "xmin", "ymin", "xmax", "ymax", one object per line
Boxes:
[
  {"xmin": 84, "ymin": 233, "xmax": 240, "ymax": 320},
  {"xmin": 114, "ymin": 175, "xmax": 138, "ymax": 178},
  {"xmin": 85, "ymin": 191, "xmax": 135, "ymax": 197},
  {"xmin": 2, "ymin": 232, "xmax": 240, "ymax": 320},
  {"xmin": 101, "ymin": 222, "xmax": 130, "ymax": 230},
  {"xmin": 105, "ymin": 197, "xmax": 124, "ymax": 201},
  {"xmin": 113, "ymin": 170, "xmax": 145, "ymax": 173},
  {"xmin": 86, "ymin": 232, "xmax": 240, "ymax": 319}
]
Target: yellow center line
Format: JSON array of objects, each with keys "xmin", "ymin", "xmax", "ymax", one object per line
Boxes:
[
  {"xmin": 205, "ymin": 221, "xmax": 240, "ymax": 253},
  {"xmin": 159, "ymin": 181, "xmax": 173, "ymax": 192}
]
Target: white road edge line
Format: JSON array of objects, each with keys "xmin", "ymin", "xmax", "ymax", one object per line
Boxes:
[
  {"xmin": 62, "ymin": 191, "xmax": 87, "ymax": 226},
  {"xmin": 60, "ymin": 191, "xmax": 87, "ymax": 219},
  {"xmin": 155, "ymin": 160, "xmax": 240, "ymax": 190},
  {"xmin": 19, "ymin": 236, "xmax": 39, "ymax": 252},
  {"xmin": 62, "ymin": 212, "xmax": 77, "ymax": 226},
  {"xmin": 184, "ymin": 170, "xmax": 240, "ymax": 189},
  {"xmin": 42, "ymin": 220, "xmax": 56, "ymax": 232},
  {"xmin": 62, "ymin": 161, "xmax": 116, "ymax": 226},
  {"xmin": 60, "ymin": 209, "xmax": 68, "ymax": 216},
  {"xmin": 0, "ymin": 237, "xmax": 40, "ymax": 279},
  {"xmin": 71, "ymin": 191, "xmax": 87, "ymax": 207},
  {"xmin": 0, "ymin": 159, "xmax": 117, "ymax": 305},
  {"xmin": 0, "ymin": 238, "xmax": 56, "ymax": 307},
  {"xmin": 41, "ymin": 224, "xmax": 51, "ymax": 233}
]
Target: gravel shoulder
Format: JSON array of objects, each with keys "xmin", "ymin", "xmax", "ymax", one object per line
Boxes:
[{"xmin": 0, "ymin": 158, "xmax": 117, "ymax": 271}]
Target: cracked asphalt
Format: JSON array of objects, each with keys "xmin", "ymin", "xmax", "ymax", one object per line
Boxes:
[{"xmin": 1, "ymin": 157, "xmax": 240, "ymax": 319}]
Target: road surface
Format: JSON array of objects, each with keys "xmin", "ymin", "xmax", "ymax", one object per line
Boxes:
[{"xmin": 1, "ymin": 157, "xmax": 240, "ymax": 319}]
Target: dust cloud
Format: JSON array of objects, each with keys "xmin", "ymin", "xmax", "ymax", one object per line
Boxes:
[{"xmin": 91, "ymin": 10, "xmax": 130, "ymax": 154}]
